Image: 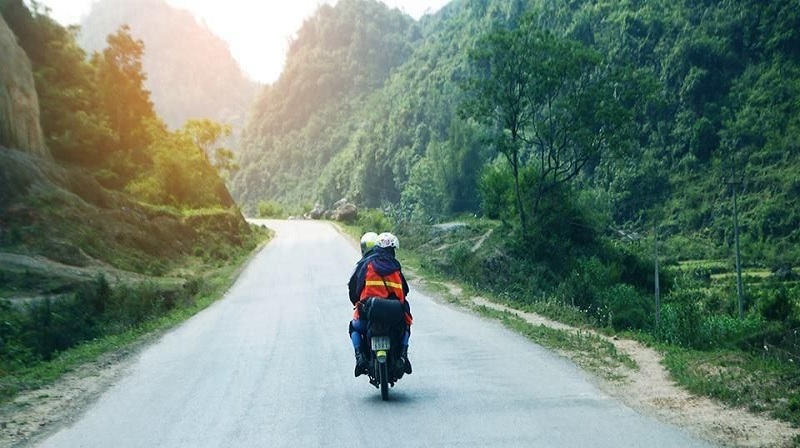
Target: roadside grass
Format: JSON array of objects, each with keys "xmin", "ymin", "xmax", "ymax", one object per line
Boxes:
[
  {"xmin": 662, "ymin": 346, "xmax": 800, "ymax": 427},
  {"xmin": 0, "ymin": 226, "xmax": 271, "ymax": 405}
]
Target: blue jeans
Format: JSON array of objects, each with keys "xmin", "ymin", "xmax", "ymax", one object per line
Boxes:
[{"xmin": 350, "ymin": 319, "xmax": 410, "ymax": 352}]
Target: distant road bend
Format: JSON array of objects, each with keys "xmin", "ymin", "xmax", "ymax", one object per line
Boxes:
[{"xmin": 41, "ymin": 219, "xmax": 709, "ymax": 447}]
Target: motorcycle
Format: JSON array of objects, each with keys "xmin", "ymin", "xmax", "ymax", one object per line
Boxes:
[{"xmin": 359, "ymin": 297, "xmax": 407, "ymax": 400}]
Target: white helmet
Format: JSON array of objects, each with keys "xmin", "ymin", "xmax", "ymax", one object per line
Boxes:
[
  {"xmin": 360, "ymin": 232, "xmax": 379, "ymax": 255},
  {"xmin": 376, "ymin": 232, "xmax": 399, "ymax": 249}
]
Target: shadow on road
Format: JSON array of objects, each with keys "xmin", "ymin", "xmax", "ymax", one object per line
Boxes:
[{"xmin": 361, "ymin": 390, "xmax": 415, "ymax": 405}]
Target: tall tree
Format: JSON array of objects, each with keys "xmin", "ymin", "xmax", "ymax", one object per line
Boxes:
[
  {"xmin": 463, "ymin": 14, "xmax": 635, "ymax": 235},
  {"xmin": 91, "ymin": 25, "xmax": 155, "ymax": 173},
  {"xmin": 462, "ymin": 23, "xmax": 535, "ymax": 234}
]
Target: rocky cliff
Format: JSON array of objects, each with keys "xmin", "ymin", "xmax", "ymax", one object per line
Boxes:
[{"xmin": 0, "ymin": 15, "xmax": 46, "ymax": 157}]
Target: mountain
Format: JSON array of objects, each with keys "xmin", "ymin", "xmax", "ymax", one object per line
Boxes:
[
  {"xmin": 79, "ymin": 0, "xmax": 258, "ymax": 132},
  {"xmin": 235, "ymin": 0, "xmax": 800, "ymax": 265},
  {"xmin": 231, "ymin": 0, "xmax": 422, "ymax": 210}
]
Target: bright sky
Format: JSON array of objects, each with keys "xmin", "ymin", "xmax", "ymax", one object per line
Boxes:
[{"xmin": 37, "ymin": 0, "xmax": 451, "ymax": 84}]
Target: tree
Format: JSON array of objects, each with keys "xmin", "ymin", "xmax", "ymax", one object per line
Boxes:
[
  {"xmin": 461, "ymin": 23, "xmax": 535, "ymax": 234},
  {"xmin": 182, "ymin": 119, "xmax": 237, "ymax": 179},
  {"xmin": 463, "ymin": 14, "xmax": 635, "ymax": 235},
  {"xmin": 91, "ymin": 25, "xmax": 155, "ymax": 174},
  {"xmin": 127, "ymin": 120, "xmax": 230, "ymax": 208}
]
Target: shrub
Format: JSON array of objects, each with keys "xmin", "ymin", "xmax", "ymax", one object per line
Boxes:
[
  {"xmin": 755, "ymin": 285, "xmax": 799, "ymax": 324},
  {"xmin": 657, "ymin": 301, "xmax": 706, "ymax": 348},
  {"xmin": 599, "ymin": 283, "xmax": 654, "ymax": 331},
  {"xmin": 257, "ymin": 200, "xmax": 284, "ymax": 218},
  {"xmin": 556, "ymin": 257, "xmax": 613, "ymax": 309},
  {"xmin": 357, "ymin": 208, "xmax": 393, "ymax": 234},
  {"xmin": 478, "ymin": 163, "xmax": 514, "ymax": 221},
  {"xmin": 699, "ymin": 314, "xmax": 765, "ymax": 350}
]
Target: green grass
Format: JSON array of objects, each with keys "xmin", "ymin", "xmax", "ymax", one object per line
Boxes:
[{"xmin": 662, "ymin": 346, "xmax": 800, "ymax": 426}]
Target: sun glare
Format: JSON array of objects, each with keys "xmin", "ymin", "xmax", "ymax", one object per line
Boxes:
[{"xmin": 37, "ymin": 0, "xmax": 451, "ymax": 83}]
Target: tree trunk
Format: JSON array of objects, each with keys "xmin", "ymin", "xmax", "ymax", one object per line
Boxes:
[{"xmin": 511, "ymin": 152, "xmax": 527, "ymax": 236}]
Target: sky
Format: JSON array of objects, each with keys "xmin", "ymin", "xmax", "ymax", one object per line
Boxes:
[{"xmin": 36, "ymin": 0, "xmax": 451, "ymax": 84}]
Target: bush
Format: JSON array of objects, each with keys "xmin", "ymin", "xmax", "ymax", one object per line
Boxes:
[
  {"xmin": 257, "ymin": 200, "xmax": 284, "ymax": 218},
  {"xmin": 599, "ymin": 283, "xmax": 654, "ymax": 331},
  {"xmin": 357, "ymin": 208, "xmax": 393, "ymax": 234},
  {"xmin": 556, "ymin": 257, "xmax": 613, "ymax": 309},
  {"xmin": 658, "ymin": 297, "xmax": 768, "ymax": 350},
  {"xmin": 478, "ymin": 163, "xmax": 514, "ymax": 221},
  {"xmin": 755, "ymin": 284, "xmax": 799, "ymax": 324},
  {"xmin": 657, "ymin": 292, "xmax": 706, "ymax": 348},
  {"xmin": 699, "ymin": 314, "xmax": 765, "ymax": 350}
]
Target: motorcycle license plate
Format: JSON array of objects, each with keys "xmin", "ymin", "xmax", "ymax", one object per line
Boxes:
[{"xmin": 371, "ymin": 336, "xmax": 390, "ymax": 351}]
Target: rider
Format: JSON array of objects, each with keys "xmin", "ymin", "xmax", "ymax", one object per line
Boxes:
[
  {"xmin": 348, "ymin": 232, "xmax": 379, "ymax": 305},
  {"xmin": 348, "ymin": 232, "xmax": 413, "ymax": 377}
]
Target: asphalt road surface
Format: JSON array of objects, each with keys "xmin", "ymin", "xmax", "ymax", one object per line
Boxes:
[{"xmin": 41, "ymin": 220, "xmax": 710, "ymax": 447}]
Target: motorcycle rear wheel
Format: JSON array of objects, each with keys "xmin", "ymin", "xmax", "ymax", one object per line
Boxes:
[{"xmin": 379, "ymin": 361, "xmax": 389, "ymax": 400}]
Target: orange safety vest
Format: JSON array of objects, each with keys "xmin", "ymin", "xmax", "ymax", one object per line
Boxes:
[{"xmin": 355, "ymin": 263, "xmax": 412, "ymax": 326}]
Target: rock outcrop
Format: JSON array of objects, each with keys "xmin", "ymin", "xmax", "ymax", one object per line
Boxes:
[{"xmin": 0, "ymin": 15, "xmax": 46, "ymax": 157}]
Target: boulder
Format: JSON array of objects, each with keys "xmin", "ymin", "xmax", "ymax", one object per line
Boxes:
[
  {"xmin": 333, "ymin": 203, "xmax": 358, "ymax": 223},
  {"xmin": 333, "ymin": 197, "xmax": 348, "ymax": 209},
  {"xmin": 306, "ymin": 203, "xmax": 325, "ymax": 220}
]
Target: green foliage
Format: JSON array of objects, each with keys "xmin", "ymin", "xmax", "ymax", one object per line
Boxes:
[
  {"xmin": 598, "ymin": 283, "xmax": 653, "ymax": 331},
  {"xmin": 754, "ymin": 284, "xmax": 800, "ymax": 325},
  {"xmin": 232, "ymin": 0, "xmax": 420, "ymax": 208},
  {"xmin": 257, "ymin": 200, "xmax": 284, "ymax": 218},
  {"xmin": 2, "ymin": 3, "xmax": 236, "ymax": 211},
  {"xmin": 656, "ymin": 288, "xmax": 769, "ymax": 351},
  {"xmin": 663, "ymin": 348, "xmax": 800, "ymax": 426},
  {"xmin": 1, "ymin": 0, "xmax": 116, "ymax": 165},
  {"xmin": 91, "ymin": 24, "xmax": 156, "ymax": 174},
  {"xmin": 183, "ymin": 119, "xmax": 237, "ymax": 178},
  {"xmin": 126, "ymin": 119, "xmax": 233, "ymax": 208},
  {"xmin": 462, "ymin": 12, "xmax": 641, "ymax": 234},
  {"xmin": 479, "ymin": 162, "xmax": 514, "ymax": 221},
  {"xmin": 356, "ymin": 208, "xmax": 393, "ymax": 234}
]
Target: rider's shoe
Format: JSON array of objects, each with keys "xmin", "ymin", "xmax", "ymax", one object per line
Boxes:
[
  {"xmin": 401, "ymin": 347, "xmax": 412, "ymax": 375},
  {"xmin": 354, "ymin": 350, "xmax": 368, "ymax": 377}
]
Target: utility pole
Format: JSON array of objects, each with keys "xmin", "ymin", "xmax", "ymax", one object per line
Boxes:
[
  {"xmin": 732, "ymin": 177, "xmax": 745, "ymax": 319},
  {"xmin": 653, "ymin": 222, "xmax": 661, "ymax": 328},
  {"xmin": 729, "ymin": 150, "xmax": 745, "ymax": 320}
]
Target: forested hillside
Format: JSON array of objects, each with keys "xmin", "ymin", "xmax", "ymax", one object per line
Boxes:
[
  {"xmin": 237, "ymin": 0, "xmax": 799, "ymax": 265},
  {"xmin": 0, "ymin": 0, "xmax": 256, "ymax": 398},
  {"xmin": 231, "ymin": 0, "xmax": 422, "ymax": 208},
  {"xmin": 237, "ymin": 0, "xmax": 799, "ymax": 423},
  {"xmin": 79, "ymin": 0, "xmax": 257, "ymax": 132}
]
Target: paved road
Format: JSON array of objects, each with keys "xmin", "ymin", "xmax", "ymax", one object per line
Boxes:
[{"xmin": 41, "ymin": 220, "xmax": 710, "ymax": 447}]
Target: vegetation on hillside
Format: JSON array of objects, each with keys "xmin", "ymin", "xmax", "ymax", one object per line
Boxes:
[
  {"xmin": 231, "ymin": 0, "xmax": 422, "ymax": 210},
  {"xmin": 236, "ymin": 0, "xmax": 800, "ymax": 424},
  {"xmin": 0, "ymin": 0, "xmax": 260, "ymax": 399}
]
